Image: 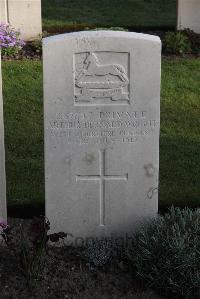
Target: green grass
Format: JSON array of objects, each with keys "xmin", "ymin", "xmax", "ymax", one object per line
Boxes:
[
  {"xmin": 2, "ymin": 58, "xmax": 200, "ymax": 211},
  {"xmin": 160, "ymin": 58, "xmax": 200, "ymax": 209},
  {"xmin": 42, "ymin": 0, "xmax": 177, "ymax": 31}
]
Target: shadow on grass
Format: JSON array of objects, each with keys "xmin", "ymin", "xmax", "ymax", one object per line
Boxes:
[
  {"xmin": 159, "ymin": 135, "xmax": 200, "ymax": 213},
  {"xmin": 42, "ymin": 0, "xmax": 176, "ymax": 31}
]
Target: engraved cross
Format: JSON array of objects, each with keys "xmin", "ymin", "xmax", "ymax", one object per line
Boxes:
[{"xmin": 76, "ymin": 150, "xmax": 128, "ymax": 226}]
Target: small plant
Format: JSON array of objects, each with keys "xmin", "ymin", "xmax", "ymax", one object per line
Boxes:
[
  {"xmin": 0, "ymin": 220, "xmax": 8, "ymax": 244},
  {"xmin": 83, "ymin": 236, "xmax": 126, "ymax": 269},
  {"xmin": 30, "ymin": 31, "xmax": 49, "ymax": 55},
  {"xmin": 30, "ymin": 38, "xmax": 42, "ymax": 55},
  {"xmin": 0, "ymin": 216, "xmax": 67, "ymax": 288},
  {"xmin": 127, "ymin": 207, "xmax": 200, "ymax": 298},
  {"xmin": 0, "ymin": 22, "xmax": 25, "ymax": 57},
  {"xmin": 164, "ymin": 31, "xmax": 191, "ymax": 55},
  {"xmin": 93, "ymin": 27, "xmax": 128, "ymax": 31},
  {"xmin": 184, "ymin": 29, "xmax": 200, "ymax": 54},
  {"xmin": 84, "ymin": 238, "xmax": 114, "ymax": 268}
]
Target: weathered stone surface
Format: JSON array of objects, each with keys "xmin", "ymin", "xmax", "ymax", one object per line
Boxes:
[
  {"xmin": 43, "ymin": 31, "xmax": 161, "ymax": 239},
  {"xmin": 177, "ymin": 0, "xmax": 200, "ymax": 33},
  {"xmin": 0, "ymin": 0, "xmax": 42, "ymax": 40},
  {"xmin": 0, "ymin": 52, "xmax": 6, "ymax": 223},
  {"xmin": 0, "ymin": 0, "xmax": 8, "ymax": 22}
]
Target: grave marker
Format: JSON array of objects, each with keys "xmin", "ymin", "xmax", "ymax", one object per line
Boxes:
[
  {"xmin": 43, "ymin": 31, "xmax": 161, "ymax": 239},
  {"xmin": 0, "ymin": 0, "xmax": 8, "ymax": 23},
  {"xmin": 177, "ymin": 0, "xmax": 200, "ymax": 33},
  {"xmin": 0, "ymin": 0, "xmax": 42, "ymax": 40}
]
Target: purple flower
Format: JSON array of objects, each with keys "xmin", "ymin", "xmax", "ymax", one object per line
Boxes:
[
  {"xmin": 0, "ymin": 22, "xmax": 25, "ymax": 53},
  {"xmin": 0, "ymin": 221, "xmax": 7, "ymax": 229}
]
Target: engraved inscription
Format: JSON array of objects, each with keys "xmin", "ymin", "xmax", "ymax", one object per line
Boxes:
[
  {"xmin": 76, "ymin": 150, "xmax": 128, "ymax": 226},
  {"xmin": 48, "ymin": 110, "xmax": 159, "ymax": 145},
  {"xmin": 74, "ymin": 52, "xmax": 130, "ymax": 105}
]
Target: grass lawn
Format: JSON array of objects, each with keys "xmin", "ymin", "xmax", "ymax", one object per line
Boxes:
[
  {"xmin": 160, "ymin": 58, "xmax": 200, "ymax": 209},
  {"xmin": 2, "ymin": 57, "xmax": 200, "ymax": 212},
  {"xmin": 42, "ymin": 0, "xmax": 177, "ymax": 31},
  {"xmin": 2, "ymin": 60, "xmax": 44, "ymax": 211}
]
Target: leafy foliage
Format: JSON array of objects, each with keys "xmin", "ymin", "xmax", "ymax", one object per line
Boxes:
[
  {"xmin": 0, "ymin": 23, "xmax": 25, "ymax": 57},
  {"xmin": 164, "ymin": 31, "xmax": 191, "ymax": 55},
  {"xmin": 84, "ymin": 238, "xmax": 114, "ymax": 268},
  {"xmin": 84, "ymin": 237, "xmax": 125, "ymax": 268},
  {"xmin": 0, "ymin": 217, "xmax": 67, "ymax": 288},
  {"xmin": 127, "ymin": 207, "xmax": 200, "ymax": 298},
  {"xmin": 93, "ymin": 27, "xmax": 128, "ymax": 31},
  {"xmin": 184, "ymin": 29, "xmax": 200, "ymax": 54},
  {"xmin": 29, "ymin": 31, "xmax": 49, "ymax": 56}
]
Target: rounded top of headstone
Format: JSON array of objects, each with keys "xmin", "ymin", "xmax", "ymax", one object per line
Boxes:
[{"xmin": 43, "ymin": 30, "xmax": 161, "ymax": 45}]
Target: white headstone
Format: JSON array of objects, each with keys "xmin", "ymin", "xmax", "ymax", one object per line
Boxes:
[
  {"xmin": 177, "ymin": 0, "xmax": 200, "ymax": 33},
  {"xmin": 43, "ymin": 31, "xmax": 161, "ymax": 239},
  {"xmin": 0, "ymin": 52, "xmax": 7, "ymax": 223},
  {"xmin": 0, "ymin": 0, "xmax": 42, "ymax": 41},
  {"xmin": 0, "ymin": 0, "xmax": 8, "ymax": 23}
]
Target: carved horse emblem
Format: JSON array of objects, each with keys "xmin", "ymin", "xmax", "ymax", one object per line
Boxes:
[{"xmin": 75, "ymin": 52, "xmax": 129, "ymax": 103}]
